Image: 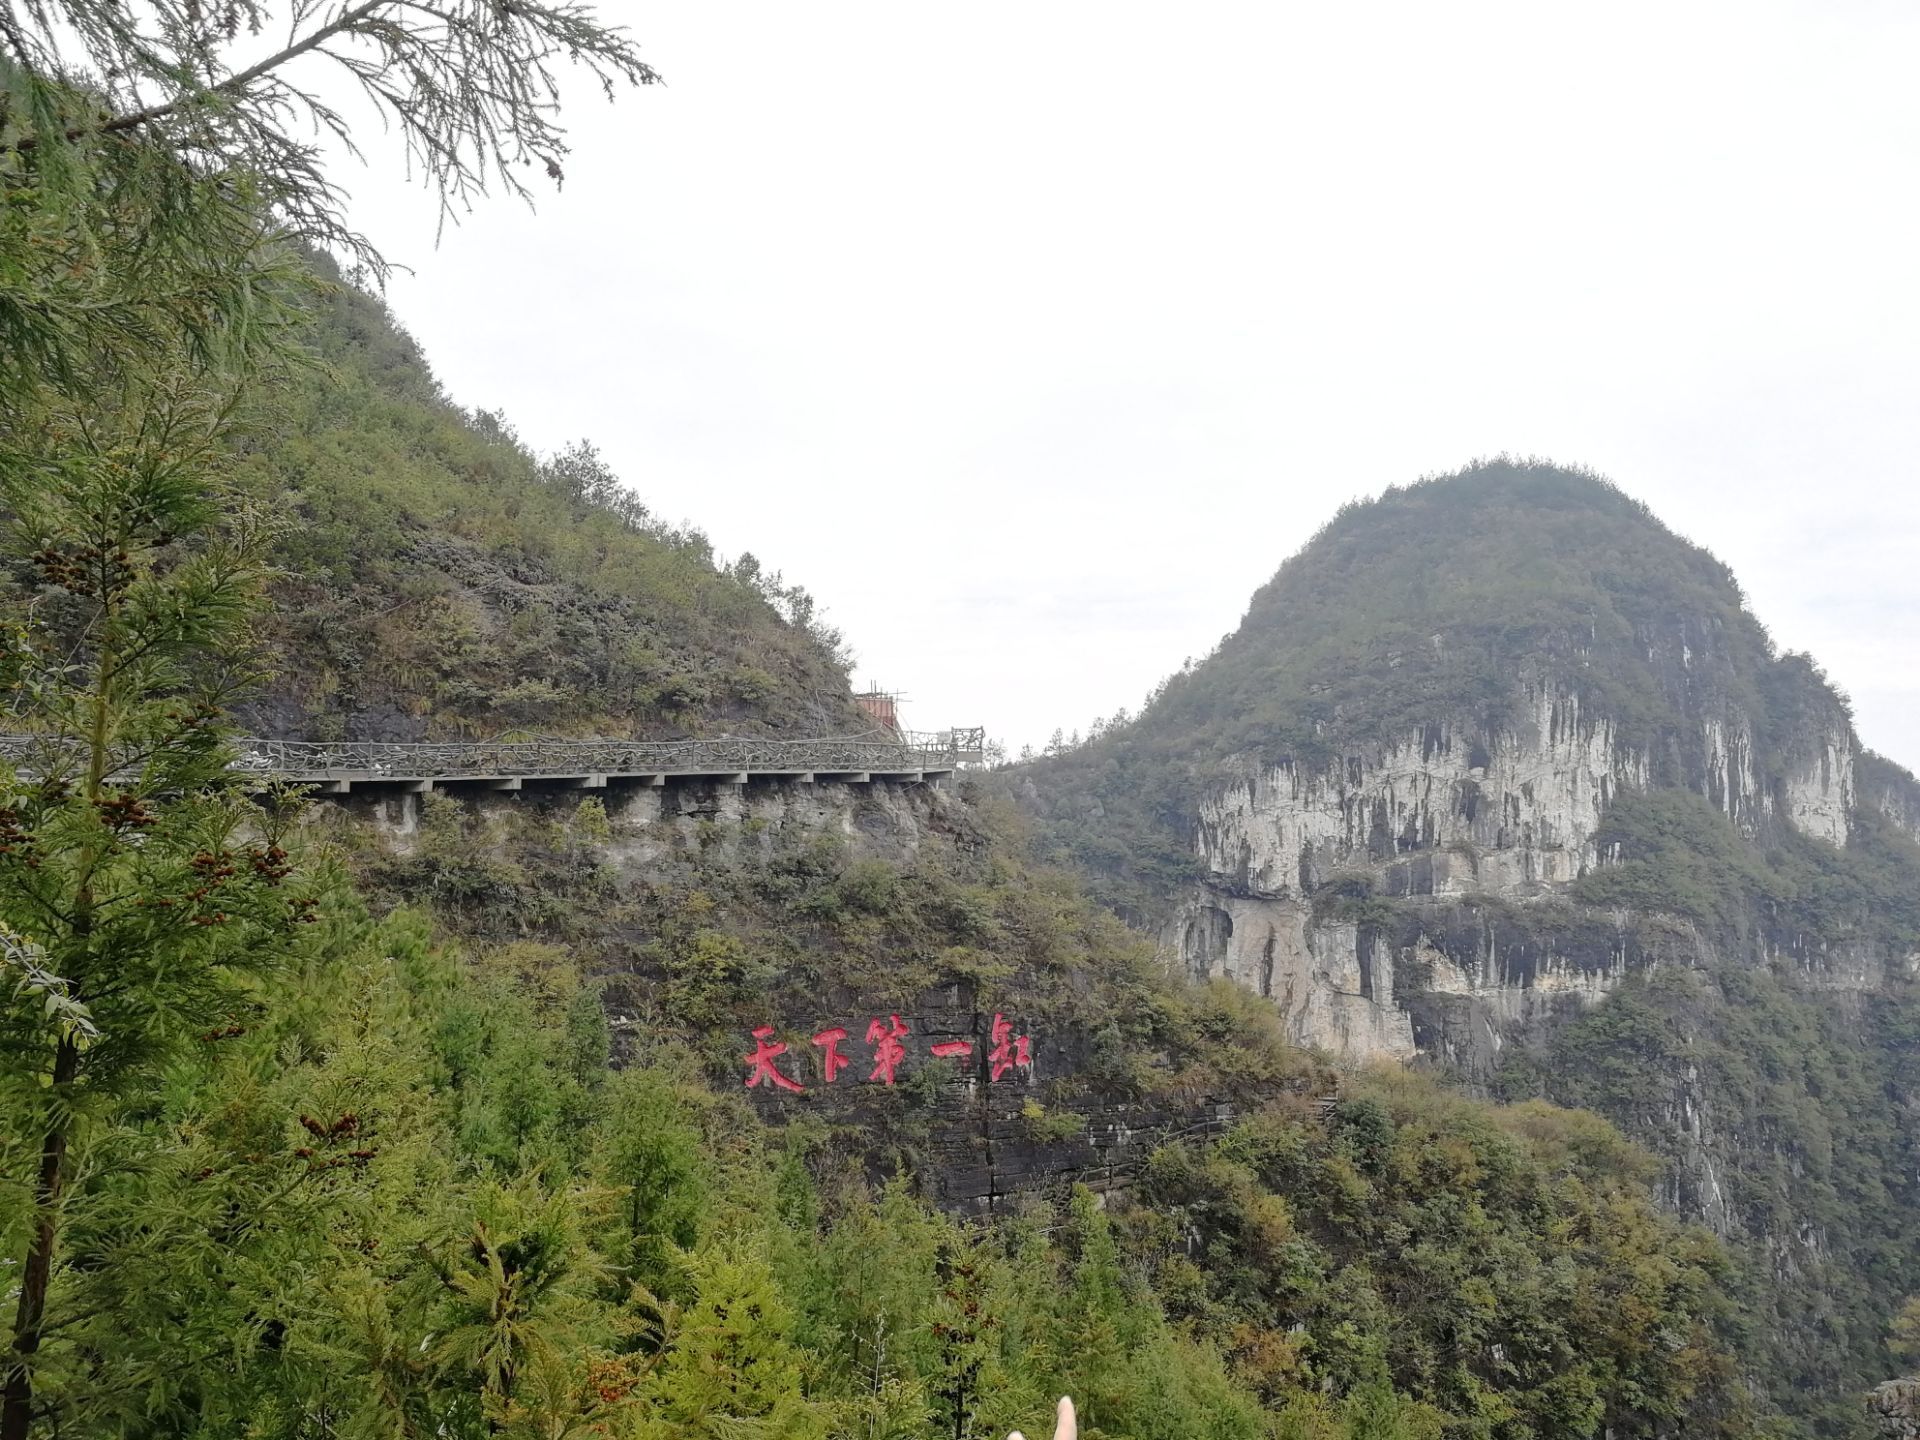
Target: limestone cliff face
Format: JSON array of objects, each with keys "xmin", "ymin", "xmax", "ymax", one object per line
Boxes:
[
  {"xmin": 1781, "ymin": 728, "xmax": 1856, "ymax": 847},
  {"xmin": 1170, "ymin": 895, "xmax": 1422, "ymax": 1058},
  {"xmin": 1193, "ymin": 682, "xmax": 1642, "ymax": 899},
  {"xmin": 1862, "ymin": 751, "xmax": 1920, "ymax": 843},
  {"xmin": 1167, "ymin": 676, "xmax": 1862, "ymax": 1062}
]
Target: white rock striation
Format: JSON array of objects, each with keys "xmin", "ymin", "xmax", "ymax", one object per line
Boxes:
[
  {"xmin": 1169, "ymin": 679, "xmax": 1862, "ymax": 1061},
  {"xmin": 1782, "ymin": 732, "xmax": 1856, "ymax": 847},
  {"xmin": 1195, "ymin": 683, "xmax": 1642, "ymax": 900}
]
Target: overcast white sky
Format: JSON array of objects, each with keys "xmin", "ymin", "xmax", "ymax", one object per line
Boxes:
[{"xmin": 323, "ymin": 0, "xmax": 1920, "ymax": 764}]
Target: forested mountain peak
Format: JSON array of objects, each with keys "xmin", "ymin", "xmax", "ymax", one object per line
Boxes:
[
  {"xmin": 0, "ymin": 1, "xmax": 1909, "ymax": 1435},
  {"xmin": 1144, "ymin": 457, "xmax": 1803, "ymax": 768},
  {"xmin": 1002, "ymin": 462, "xmax": 1920, "ymax": 1435},
  {"xmin": 1009, "ymin": 457, "xmax": 1902, "ymax": 906}
]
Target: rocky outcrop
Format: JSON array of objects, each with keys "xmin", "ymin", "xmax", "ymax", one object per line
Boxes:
[
  {"xmin": 1168, "ymin": 677, "xmax": 1863, "ymax": 1063},
  {"xmin": 1861, "ymin": 750, "xmax": 1920, "ymax": 842},
  {"xmin": 1782, "ymin": 728, "xmax": 1856, "ymax": 847},
  {"xmin": 1869, "ymin": 1378, "xmax": 1920, "ymax": 1440},
  {"xmin": 1195, "ymin": 683, "xmax": 1642, "ymax": 899},
  {"xmin": 1171, "ymin": 893, "xmax": 1418, "ymax": 1058}
]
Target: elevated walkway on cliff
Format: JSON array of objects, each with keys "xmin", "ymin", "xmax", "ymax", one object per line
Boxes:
[{"xmin": 0, "ymin": 733, "xmax": 984, "ymax": 795}]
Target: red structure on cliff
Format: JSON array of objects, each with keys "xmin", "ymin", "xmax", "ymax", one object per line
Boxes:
[{"xmin": 855, "ymin": 685, "xmax": 902, "ymax": 735}]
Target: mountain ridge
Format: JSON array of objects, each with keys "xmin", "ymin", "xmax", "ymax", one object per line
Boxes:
[{"xmin": 235, "ymin": 264, "xmax": 863, "ymax": 746}]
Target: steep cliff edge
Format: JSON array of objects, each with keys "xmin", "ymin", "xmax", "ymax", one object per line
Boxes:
[
  {"xmin": 1008, "ymin": 461, "xmax": 1920, "ymax": 1434},
  {"xmin": 1162, "ymin": 661, "xmax": 1890, "ymax": 1065}
]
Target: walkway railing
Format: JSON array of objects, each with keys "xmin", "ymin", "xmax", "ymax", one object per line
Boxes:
[
  {"xmin": 0, "ymin": 733, "xmax": 967, "ymax": 784},
  {"xmin": 225, "ymin": 736, "xmax": 960, "ymax": 776}
]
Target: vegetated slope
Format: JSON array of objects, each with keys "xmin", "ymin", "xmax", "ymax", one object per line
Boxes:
[
  {"xmin": 1155, "ymin": 462, "xmax": 1776, "ymax": 762},
  {"xmin": 1005, "ymin": 459, "xmax": 1920, "ymax": 1436},
  {"xmin": 284, "ymin": 776, "xmax": 1758, "ymax": 1439},
  {"xmin": 21, "ymin": 816, "xmax": 1757, "ymax": 1438},
  {"xmin": 230, "ymin": 263, "xmax": 860, "ymax": 742}
]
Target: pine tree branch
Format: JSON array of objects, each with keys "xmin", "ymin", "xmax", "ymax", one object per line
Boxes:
[{"xmin": 98, "ymin": 0, "xmax": 389, "ymax": 143}]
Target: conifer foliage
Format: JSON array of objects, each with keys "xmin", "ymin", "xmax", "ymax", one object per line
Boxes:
[
  {"xmin": 0, "ymin": 4, "xmax": 654, "ymax": 1432},
  {"xmin": 0, "ymin": 358, "xmax": 319, "ymax": 1439}
]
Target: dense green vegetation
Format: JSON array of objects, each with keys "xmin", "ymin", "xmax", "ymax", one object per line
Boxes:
[
  {"xmin": 0, "ymin": 838, "xmax": 1757, "ymax": 1437},
  {"xmin": 1136, "ymin": 1083, "xmax": 1753, "ymax": 1438},
  {"xmin": 1536, "ymin": 777, "xmax": 1920, "ymax": 1435},
  {"xmin": 238, "ymin": 271, "xmax": 860, "ymax": 743},
  {"xmin": 1564, "ymin": 786, "xmax": 1920, "ymax": 954},
  {"xmin": 1500, "ymin": 964, "xmax": 1920, "ymax": 1439}
]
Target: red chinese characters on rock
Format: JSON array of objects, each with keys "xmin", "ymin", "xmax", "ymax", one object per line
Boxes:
[
  {"xmin": 866, "ymin": 1014, "xmax": 909, "ymax": 1086},
  {"xmin": 988, "ymin": 1012, "xmax": 1032, "ymax": 1082},
  {"xmin": 742, "ymin": 1025, "xmax": 804, "ymax": 1093},
  {"xmin": 811, "ymin": 1026, "xmax": 850, "ymax": 1083},
  {"xmin": 741, "ymin": 1014, "xmax": 1035, "ymax": 1093}
]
